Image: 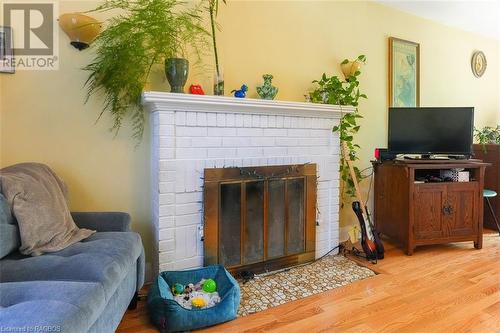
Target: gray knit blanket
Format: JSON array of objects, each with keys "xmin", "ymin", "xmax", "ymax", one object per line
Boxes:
[{"xmin": 0, "ymin": 163, "xmax": 94, "ymax": 256}]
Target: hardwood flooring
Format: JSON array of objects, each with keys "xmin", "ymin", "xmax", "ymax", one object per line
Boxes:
[{"xmin": 117, "ymin": 232, "xmax": 500, "ymax": 333}]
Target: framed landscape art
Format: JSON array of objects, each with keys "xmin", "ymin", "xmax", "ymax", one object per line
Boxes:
[{"xmin": 389, "ymin": 37, "xmax": 419, "ymax": 107}]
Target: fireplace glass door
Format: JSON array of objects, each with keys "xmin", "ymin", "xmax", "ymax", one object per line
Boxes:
[{"xmin": 204, "ymin": 164, "xmax": 316, "ymax": 274}]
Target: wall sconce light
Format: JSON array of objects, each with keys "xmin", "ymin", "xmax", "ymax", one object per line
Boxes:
[{"xmin": 58, "ymin": 13, "xmax": 102, "ymax": 50}]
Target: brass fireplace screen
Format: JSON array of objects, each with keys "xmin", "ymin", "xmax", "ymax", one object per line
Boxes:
[{"xmin": 203, "ymin": 164, "xmax": 317, "ymax": 274}]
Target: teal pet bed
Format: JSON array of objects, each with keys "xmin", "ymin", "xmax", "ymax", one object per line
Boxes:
[{"xmin": 147, "ymin": 265, "xmax": 240, "ymax": 332}]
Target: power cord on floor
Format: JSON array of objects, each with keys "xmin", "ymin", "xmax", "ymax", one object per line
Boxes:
[
  {"xmin": 240, "ymin": 243, "xmax": 342, "ymax": 281},
  {"xmin": 349, "ymin": 247, "xmax": 377, "ymax": 265}
]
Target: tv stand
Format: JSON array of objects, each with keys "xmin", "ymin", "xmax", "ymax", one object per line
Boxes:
[{"xmin": 372, "ymin": 159, "xmax": 489, "ymax": 255}]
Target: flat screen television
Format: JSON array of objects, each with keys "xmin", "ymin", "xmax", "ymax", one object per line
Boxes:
[{"xmin": 388, "ymin": 107, "xmax": 474, "ymax": 157}]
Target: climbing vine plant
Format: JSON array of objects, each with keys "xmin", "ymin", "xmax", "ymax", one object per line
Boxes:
[{"xmin": 310, "ymin": 55, "xmax": 367, "ymax": 199}]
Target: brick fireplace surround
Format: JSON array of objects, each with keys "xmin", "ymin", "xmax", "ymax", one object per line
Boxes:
[{"xmin": 143, "ymin": 92, "xmax": 352, "ymax": 272}]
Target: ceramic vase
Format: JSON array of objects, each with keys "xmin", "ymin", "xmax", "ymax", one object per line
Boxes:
[
  {"xmin": 165, "ymin": 58, "xmax": 189, "ymax": 93},
  {"xmin": 256, "ymin": 74, "xmax": 278, "ymax": 100}
]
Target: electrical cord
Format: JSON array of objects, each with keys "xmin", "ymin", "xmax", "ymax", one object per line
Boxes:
[
  {"xmin": 249, "ymin": 244, "xmax": 342, "ymax": 280},
  {"xmin": 358, "ymin": 165, "xmax": 372, "ymax": 175},
  {"xmin": 350, "ymin": 247, "xmax": 377, "ymax": 265},
  {"xmin": 364, "ymin": 170, "xmax": 374, "ymax": 207}
]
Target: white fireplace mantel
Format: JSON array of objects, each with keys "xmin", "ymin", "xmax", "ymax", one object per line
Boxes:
[
  {"xmin": 142, "ymin": 91, "xmax": 354, "ymax": 118},
  {"xmin": 144, "ymin": 91, "xmax": 349, "ymax": 272}
]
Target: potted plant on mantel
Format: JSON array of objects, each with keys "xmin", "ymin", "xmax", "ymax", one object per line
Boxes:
[
  {"xmin": 84, "ymin": 0, "xmax": 209, "ymax": 141},
  {"xmin": 310, "ymin": 55, "xmax": 368, "ymax": 200}
]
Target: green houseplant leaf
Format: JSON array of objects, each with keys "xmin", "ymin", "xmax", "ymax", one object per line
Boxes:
[
  {"xmin": 84, "ymin": 0, "xmax": 209, "ymax": 141},
  {"xmin": 208, "ymin": 0, "xmax": 226, "ymax": 77},
  {"xmin": 474, "ymin": 125, "xmax": 500, "ymax": 153}
]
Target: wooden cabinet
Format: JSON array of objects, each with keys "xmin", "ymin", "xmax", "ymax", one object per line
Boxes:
[
  {"xmin": 473, "ymin": 144, "xmax": 500, "ymax": 229},
  {"xmin": 373, "ymin": 160, "xmax": 488, "ymax": 255}
]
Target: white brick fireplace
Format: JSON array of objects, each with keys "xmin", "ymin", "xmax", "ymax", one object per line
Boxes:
[{"xmin": 143, "ymin": 92, "xmax": 352, "ymax": 272}]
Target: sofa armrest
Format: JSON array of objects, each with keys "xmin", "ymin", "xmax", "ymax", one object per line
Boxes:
[{"xmin": 71, "ymin": 212, "xmax": 131, "ymax": 232}]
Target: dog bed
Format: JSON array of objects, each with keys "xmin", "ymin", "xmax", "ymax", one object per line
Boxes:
[{"xmin": 147, "ymin": 265, "xmax": 240, "ymax": 333}]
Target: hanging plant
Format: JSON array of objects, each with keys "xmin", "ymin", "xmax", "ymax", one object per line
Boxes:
[
  {"xmin": 310, "ymin": 55, "xmax": 367, "ymax": 199},
  {"xmin": 84, "ymin": 0, "xmax": 209, "ymax": 141}
]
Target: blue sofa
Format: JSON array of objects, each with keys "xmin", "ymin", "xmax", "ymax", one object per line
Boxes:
[{"xmin": 0, "ymin": 207, "xmax": 145, "ymax": 333}]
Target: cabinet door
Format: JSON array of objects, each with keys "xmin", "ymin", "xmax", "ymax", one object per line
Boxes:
[
  {"xmin": 414, "ymin": 185, "xmax": 446, "ymax": 240},
  {"xmin": 444, "ymin": 182, "xmax": 478, "ymax": 237}
]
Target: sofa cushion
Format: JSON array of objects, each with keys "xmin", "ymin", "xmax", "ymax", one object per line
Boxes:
[
  {"xmin": 0, "ymin": 231, "xmax": 142, "ymax": 300},
  {"xmin": 0, "ymin": 281, "xmax": 106, "ymax": 333},
  {"xmin": 0, "ymin": 193, "xmax": 20, "ymax": 259}
]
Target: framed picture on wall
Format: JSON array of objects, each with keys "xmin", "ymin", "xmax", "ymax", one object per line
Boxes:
[
  {"xmin": 0, "ymin": 26, "xmax": 15, "ymax": 74},
  {"xmin": 388, "ymin": 37, "xmax": 419, "ymax": 107}
]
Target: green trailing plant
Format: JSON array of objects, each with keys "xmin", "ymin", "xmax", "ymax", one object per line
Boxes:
[
  {"xmin": 474, "ymin": 125, "xmax": 500, "ymax": 152},
  {"xmin": 208, "ymin": 0, "xmax": 226, "ymax": 95},
  {"xmin": 84, "ymin": 0, "xmax": 209, "ymax": 141},
  {"xmin": 310, "ymin": 55, "xmax": 367, "ymax": 199}
]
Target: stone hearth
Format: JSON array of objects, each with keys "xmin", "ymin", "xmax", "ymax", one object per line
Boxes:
[{"xmin": 143, "ymin": 92, "xmax": 352, "ymax": 272}]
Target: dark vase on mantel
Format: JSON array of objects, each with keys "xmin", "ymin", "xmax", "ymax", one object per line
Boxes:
[{"xmin": 165, "ymin": 58, "xmax": 189, "ymax": 93}]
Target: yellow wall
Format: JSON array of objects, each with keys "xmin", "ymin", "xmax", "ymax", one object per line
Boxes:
[{"xmin": 1, "ymin": 1, "xmax": 499, "ymax": 272}]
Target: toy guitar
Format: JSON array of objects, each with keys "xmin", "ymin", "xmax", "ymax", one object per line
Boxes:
[
  {"xmin": 341, "ymin": 141, "xmax": 384, "ymax": 261},
  {"xmin": 352, "ymin": 201, "xmax": 382, "ymax": 261}
]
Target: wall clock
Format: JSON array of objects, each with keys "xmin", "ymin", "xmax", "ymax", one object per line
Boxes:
[{"xmin": 471, "ymin": 51, "xmax": 487, "ymax": 78}]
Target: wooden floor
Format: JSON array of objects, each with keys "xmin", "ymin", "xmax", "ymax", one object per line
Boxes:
[{"xmin": 117, "ymin": 232, "xmax": 500, "ymax": 333}]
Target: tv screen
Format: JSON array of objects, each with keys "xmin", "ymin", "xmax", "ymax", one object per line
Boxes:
[{"xmin": 388, "ymin": 107, "xmax": 474, "ymax": 156}]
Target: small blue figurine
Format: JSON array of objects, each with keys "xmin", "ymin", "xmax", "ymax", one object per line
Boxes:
[{"xmin": 231, "ymin": 85, "xmax": 248, "ymax": 98}]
